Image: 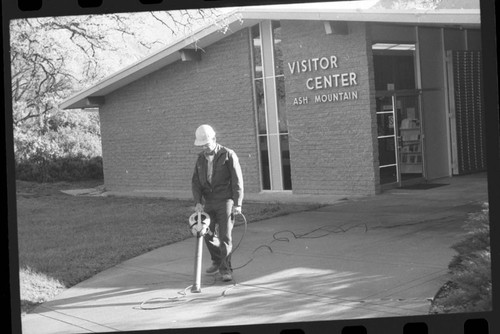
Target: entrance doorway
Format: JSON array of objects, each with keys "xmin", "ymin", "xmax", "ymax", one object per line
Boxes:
[
  {"xmin": 376, "ymin": 92, "xmax": 424, "ymax": 185},
  {"xmin": 373, "ymin": 44, "xmax": 425, "ymax": 187}
]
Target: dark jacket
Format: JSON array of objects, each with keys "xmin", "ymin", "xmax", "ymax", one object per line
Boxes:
[{"xmin": 192, "ymin": 144, "xmax": 244, "ymax": 206}]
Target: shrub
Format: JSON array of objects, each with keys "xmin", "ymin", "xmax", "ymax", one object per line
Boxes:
[
  {"xmin": 430, "ymin": 203, "xmax": 491, "ymax": 313},
  {"xmin": 15, "ymin": 156, "xmax": 103, "ymax": 182},
  {"xmin": 13, "ymin": 109, "xmax": 103, "ymax": 182}
]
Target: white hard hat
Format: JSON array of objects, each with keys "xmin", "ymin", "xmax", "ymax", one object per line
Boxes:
[{"xmin": 194, "ymin": 124, "xmax": 216, "ymax": 146}]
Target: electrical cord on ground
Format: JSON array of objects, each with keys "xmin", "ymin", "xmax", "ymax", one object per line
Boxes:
[
  {"xmin": 137, "ymin": 214, "xmax": 371, "ymax": 310},
  {"xmin": 137, "ymin": 212, "xmax": 248, "ymax": 311},
  {"xmin": 137, "ymin": 276, "xmax": 238, "ymax": 310},
  {"xmin": 137, "ymin": 211, "xmax": 456, "ymax": 310},
  {"xmin": 231, "ymin": 244, "xmax": 273, "ymax": 270},
  {"xmin": 271, "ymin": 223, "xmax": 369, "ymax": 243}
]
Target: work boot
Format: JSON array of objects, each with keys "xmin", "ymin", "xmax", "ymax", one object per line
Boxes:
[
  {"xmin": 221, "ymin": 272, "xmax": 233, "ymax": 282},
  {"xmin": 205, "ymin": 263, "xmax": 220, "ymax": 274}
]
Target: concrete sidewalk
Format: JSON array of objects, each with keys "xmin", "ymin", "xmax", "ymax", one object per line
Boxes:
[{"xmin": 20, "ymin": 173, "xmax": 488, "ymax": 333}]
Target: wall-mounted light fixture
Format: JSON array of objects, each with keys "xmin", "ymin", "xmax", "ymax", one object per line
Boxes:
[
  {"xmin": 324, "ymin": 21, "xmax": 349, "ymax": 35},
  {"xmin": 180, "ymin": 49, "xmax": 202, "ymax": 62},
  {"xmin": 85, "ymin": 96, "xmax": 105, "ymax": 107}
]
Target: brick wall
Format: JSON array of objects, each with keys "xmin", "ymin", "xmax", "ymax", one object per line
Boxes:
[
  {"xmin": 99, "ymin": 20, "xmax": 380, "ymax": 198},
  {"xmin": 280, "ymin": 21, "xmax": 379, "ymax": 196},
  {"xmin": 99, "ymin": 29, "xmax": 262, "ymax": 197}
]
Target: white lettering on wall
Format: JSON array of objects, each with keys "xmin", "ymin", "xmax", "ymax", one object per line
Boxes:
[
  {"xmin": 292, "ymin": 96, "xmax": 309, "ymax": 105},
  {"xmin": 287, "ymin": 54, "xmax": 360, "ymax": 105},
  {"xmin": 306, "ymin": 72, "xmax": 358, "ymax": 90},
  {"xmin": 314, "ymin": 91, "xmax": 359, "ymax": 103},
  {"xmin": 288, "ymin": 56, "xmax": 338, "ymax": 74}
]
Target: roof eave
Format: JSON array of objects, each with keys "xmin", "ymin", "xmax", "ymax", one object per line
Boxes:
[
  {"xmin": 60, "ymin": 8, "xmax": 481, "ymax": 110},
  {"xmin": 60, "ymin": 12, "xmax": 256, "ymax": 110},
  {"xmin": 241, "ymin": 8, "xmax": 481, "ymax": 26}
]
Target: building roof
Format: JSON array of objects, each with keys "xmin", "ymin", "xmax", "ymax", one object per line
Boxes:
[{"xmin": 60, "ymin": 1, "xmax": 481, "ymax": 110}]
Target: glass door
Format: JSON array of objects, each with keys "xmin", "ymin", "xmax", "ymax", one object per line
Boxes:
[
  {"xmin": 376, "ymin": 94, "xmax": 399, "ymax": 185},
  {"xmin": 376, "ymin": 92, "xmax": 424, "ymax": 187},
  {"xmin": 395, "ymin": 93, "xmax": 424, "ymax": 182}
]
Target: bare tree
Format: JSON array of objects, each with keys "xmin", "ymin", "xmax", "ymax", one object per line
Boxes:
[{"xmin": 9, "ymin": 9, "xmax": 226, "ymax": 127}]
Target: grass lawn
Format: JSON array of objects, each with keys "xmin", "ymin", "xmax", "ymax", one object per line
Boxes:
[{"xmin": 14, "ymin": 180, "xmax": 321, "ymax": 314}]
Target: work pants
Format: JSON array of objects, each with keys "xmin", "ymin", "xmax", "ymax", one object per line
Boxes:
[{"xmin": 203, "ymin": 199, "xmax": 234, "ymax": 274}]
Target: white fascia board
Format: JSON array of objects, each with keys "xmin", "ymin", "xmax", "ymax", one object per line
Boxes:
[
  {"xmin": 60, "ymin": 11, "xmax": 254, "ymax": 110},
  {"xmin": 240, "ymin": 8, "xmax": 480, "ymax": 26},
  {"xmin": 61, "ymin": 7, "xmax": 480, "ymax": 110}
]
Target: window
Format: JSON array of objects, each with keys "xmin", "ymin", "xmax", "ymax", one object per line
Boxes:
[
  {"xmin": 372, "ymin": 43, "xmax": 416, "ymax": 91},
  {"xmin": 251, "ymin": 21, "xmax": 292, "ymax": 190}
]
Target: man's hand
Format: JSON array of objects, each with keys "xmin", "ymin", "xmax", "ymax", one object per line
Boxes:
[
  {"xmin": 195, "ymin": 203, "xmax": 204, "ymax": 213},
  {"xmin": 232, "ymin": 205, "xmax": 242, "ymax": 215}
]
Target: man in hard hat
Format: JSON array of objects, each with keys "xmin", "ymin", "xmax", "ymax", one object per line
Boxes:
[{"xmin": 192, "ymin": 124, "xmax": 244, "ymax": 282}]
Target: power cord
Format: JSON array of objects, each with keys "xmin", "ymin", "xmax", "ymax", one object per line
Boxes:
[
  {"xmin": 137, "ymin": 212, "xmax": 248, "ymax": 310},
  {"xmin": 137, "ymin": 211, "xmax": 455, "ymax": 310},
  {"xmin": 137, "ymin": 217, "xmax": 369, "ymax": 310},
  {"xmin": 271, "ymin": 223, "xmax": 369, "ymax": 243},
  {"xmin": 137, "ymin": 275, "xmax": 237, "ymax": 310}
]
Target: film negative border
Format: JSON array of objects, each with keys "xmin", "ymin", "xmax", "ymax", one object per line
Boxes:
[
  {"xmin": 3, "ymin": 0, "xmax": 499, "ymax": 334},
  {"xmin": 7, "ymin": 0, "xmax": 304, "ymax": 18}
]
